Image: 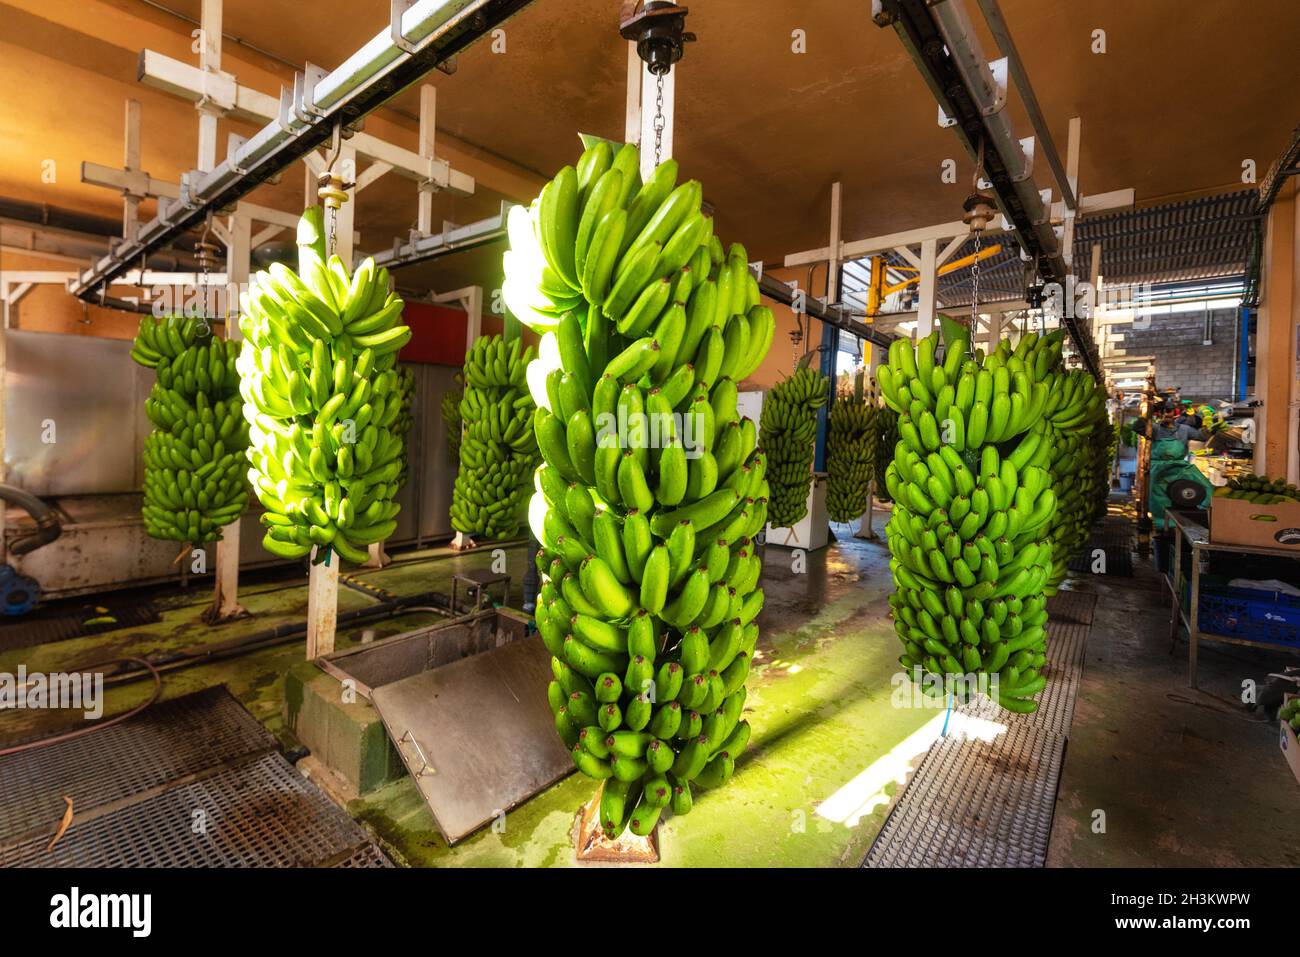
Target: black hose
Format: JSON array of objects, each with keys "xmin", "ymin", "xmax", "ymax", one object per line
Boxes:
[
  {"xmin": 0, "ymin": 483, "xmax": 62, "ymax": 555},
  {"xmin": 0, "ymin": 657, "xmax": 163, "ymax": 757}
]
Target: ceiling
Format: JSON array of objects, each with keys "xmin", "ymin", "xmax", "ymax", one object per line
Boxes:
[{"xmin": 2, "ymin": 0, "xmax": 1299, "ymax": 298}]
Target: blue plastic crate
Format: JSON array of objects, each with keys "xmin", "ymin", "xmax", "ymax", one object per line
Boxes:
[{"xmin": 1196, "ymin": 585, "xmax": 1300, "ymax": 648}]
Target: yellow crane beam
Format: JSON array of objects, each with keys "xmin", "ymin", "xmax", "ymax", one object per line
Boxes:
[{"xmin": 864, "ymin": 244, "xmax": 1003, "ymax": 317}]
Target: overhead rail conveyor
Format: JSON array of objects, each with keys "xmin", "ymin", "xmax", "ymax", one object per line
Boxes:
[
  {"xmin": 873, "ymin": 0, "xmax": 1102, "ymax": 379},
  {"xmin": 372, "ymin": 204, "xmax": 510, "ymax": 272},
  {"xmin": 756, "ymin": 270, "xmax": 897, "ymax": 351},
  {"xmin": 69, "ymin": 0, "xmax": 535, "ymax": 304}
]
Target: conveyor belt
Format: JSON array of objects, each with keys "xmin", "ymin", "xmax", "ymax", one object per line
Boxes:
[
  {"xmin": 862, "ymin": 592, "xmax": 1097, "ymax": 868},
  {"xmin": 0, "ymin": 686, "xmax": 389, "ymax": 868}
]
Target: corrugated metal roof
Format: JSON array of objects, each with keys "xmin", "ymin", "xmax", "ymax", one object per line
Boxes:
[{"xmin": 840, "ymin": 189, "xmax": 1258, "ymax": 314}]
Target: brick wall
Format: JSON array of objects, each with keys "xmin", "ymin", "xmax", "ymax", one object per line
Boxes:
[{"xmin": 1109, "ymin": 309, "xmax": 1238, "ymax": 402}]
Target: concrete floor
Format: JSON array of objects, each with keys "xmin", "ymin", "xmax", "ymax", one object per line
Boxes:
[
  {"xmin": 1046, "ymin": 521, "xmax": 1300, "ymax": 867},
  {"xmin": 3, "ymin": 508, "xmax": 1298, "ymax": 867}
]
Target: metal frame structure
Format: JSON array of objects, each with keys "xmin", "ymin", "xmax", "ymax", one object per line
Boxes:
[
  {"xmin": 49, "ymin": 0, "xmax": 534, "ymax": 650},
  {"xmin": 69, "ymin": 0, "xmax": 530, "ymax": 304},
  {"xmin": 1165, "ymin": 509, "xmax": 1300, "ymax": 689},
  {"xmin": 871, "ymin": 0, "xmax": 1105, "ymax": 377}
]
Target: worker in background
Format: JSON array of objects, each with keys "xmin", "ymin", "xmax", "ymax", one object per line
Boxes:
[
  {"xmin": 1176, "ymin": 400, "xmax": 1203, "ymax": 431},
  {"xmin": 1132, "ymin": 406, "xmax": 1208, "ymax": 444}
]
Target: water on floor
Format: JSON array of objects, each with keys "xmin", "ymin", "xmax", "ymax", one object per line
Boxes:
[{"xmin": 3, "ymin": 505, "xmax": 1298, "ymax": 867}]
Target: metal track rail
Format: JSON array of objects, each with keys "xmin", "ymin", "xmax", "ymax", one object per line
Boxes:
[
  {"xmin": 873, "ymin": 0, "xmax": 1101, "ymax": 378},
  {"xmin": 757, "ymin": 271, "xmax": 897, "ymax": 349},
  {"xmin": 372, "ymin": 204, "xmax": 510, "ymax": 271},
  {"xmin": 71, "ymin": 0, "xmax": 535, "ymax": 303}
]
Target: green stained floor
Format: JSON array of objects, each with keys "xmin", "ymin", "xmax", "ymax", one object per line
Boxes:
[
  {"xmin": 10, "ymin": 507, "xmax": 1297, "ymax": 868},
  {"xmin": 0, "ymin": 541, "xmax": 515, "ymax": 744},
  {"xmin": 352, "ymin": 532, "xmax": 932, "ymax": 867},
  {"xmin": 0, "ymin": 522, "xmax": 933, "ymax": 868}
]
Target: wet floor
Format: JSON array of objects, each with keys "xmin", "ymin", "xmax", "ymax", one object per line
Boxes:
[{"xmin": 4, "ymin": 507, "xmax": 1298, "ymax": 867}]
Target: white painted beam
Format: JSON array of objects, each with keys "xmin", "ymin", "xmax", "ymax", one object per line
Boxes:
[
  {"xmin": 783, "ymin": 188, "xmax": 1134, "ymax": 270},
  {"xmin": 916, "ymin": 238, "xmax": 938, "ymax": 336},
  {"xmin": 417, "ymin": 84, "xmax": 437, "ymax": 234},
  {"xmin": 827, "ymin": 182, "xmax": 842, "ymax": 303},
  {"xmin": 123, "ymin": 100, "xmax": 142, "ymax": 240},
  {"xmin": 212, "ymin": 210, "xmax": 248, "ymax": 621},
  {"xmin": 137, "ymin": 49, "xmax": 473, "ymax": 194},
  {"xmin": 625, "ymin": 42, "xmax": 642, "ymax": 145}
]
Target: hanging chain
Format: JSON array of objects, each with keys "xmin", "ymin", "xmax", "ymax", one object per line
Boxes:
[
  {"xmin": 653, "ymin": 72, "xmax": 666, "ymax": 168},
  {"xmin": 319, "ymin": 121, "xmax": 347, "ymax": 258},
  {"xmin": 195, "ymin": 211, "xmax": 219, "ymax": 336},
  {"xmin": 969, "ymin": 136, "xmax": 987, "ymax": 328}
]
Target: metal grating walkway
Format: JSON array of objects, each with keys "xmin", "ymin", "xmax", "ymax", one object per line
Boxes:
[
  {"xmin": 863, "ymin": 591, "xmax": 1098, "ymax": 868},
  {"xmin": 0, "ymin": 686, "xmax": 390, "ymax": 868},
  {"xmin": 0, "ymin": 602, "xmax": 161, "ymax": 653},
  {"xmin": 1067, "ymin": 520, "xmax": 1134, "ymax": 578}
]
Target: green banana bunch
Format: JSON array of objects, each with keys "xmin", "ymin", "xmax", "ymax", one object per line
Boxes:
[
  {"xmin": 826, "ymin": 391, "xmax": 878, "ymax": 523},
  {"xmin": 395, "ymin": 364, "xmax": 416, "ymax": 488},
  {"xmin": 132, "ymin": 316, "xmax": 250, "ymax": 544},
  {"xmin": 759, "ymin": 365, "xmax": 829, "ymax": 528},
  {"xmin": 130, "ymin": 312, "xmax": 206, "ymax": 368},
  {"xmin": 504, "ymin": 141, "xmax": 772, "ymax": 839},
  {"xmin": 441, "ymin": 375, "xmax": 464, "ymax": 469},
  {"xmin": 449, "ymin": 334, "xmax": 539, "ymax": 539},
  {"xmin": 236, "ymin": 206, "xmax": 413, "ymax": 564},
  {"xmin": 873, "ymin": 405, "xmax": 899, "ymax": 504},
  {"xmin": 876, "ymin": 319, "xmax": 1071, "ymax": 714},
  {"xmin": 1218, "ymin": 473, "xmax": 1300, "ymax": 504},
  {"xmin": 974, "ymin": 338, "xmax": 1113, "ymax": 593}
]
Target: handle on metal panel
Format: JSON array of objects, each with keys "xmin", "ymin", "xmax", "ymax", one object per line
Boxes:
[{"xmin": 400, "ymin": 729, "xmax": 435, "ymax": 777}]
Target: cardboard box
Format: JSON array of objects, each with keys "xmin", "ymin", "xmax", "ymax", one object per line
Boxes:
[
  {"xmin": 1210, "ymin": 495, "xmax": 1300, "ymax": 550},
  {"xmin": 1280, "ymin": 693, "xmax": 1300, "ymax": 788}
]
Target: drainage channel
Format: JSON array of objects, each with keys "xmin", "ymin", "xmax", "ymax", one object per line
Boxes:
[
  {"xmin": 862, "ymin": 589, "xmax": 1098, "ymax": 868},
  {"xmin": 0, "ymin": 686, "xmax": 390, "ymax": 868}
]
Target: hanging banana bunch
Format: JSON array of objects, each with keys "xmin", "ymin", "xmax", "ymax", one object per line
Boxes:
[
  {"xmin": 876, "ymin": 319, "xmax": 1063, "ymax": 713},
  {"xmin": 449, "ymin": 334, "xmax": 539, "ymax": 539},
  {"xmin": 1034, "ymin": 362, "xmax": 1110, "ymax": 591},
  {"xmin": 441, "ymin": 375, "xmax": 464, "ymax": 469},
  {"xmin": 759, "ymin": 365, "xmax": 829, "ymax": 528},
  {"xmin": 395, "ymin": 364, "xmax": 416, "ymax": 489},
  {"xmin": 872, "ymin": 406, "xmax": 899, "ymax": 503},
  {"xmin": 237, "ymin": 207, "xmax": 412, "ymax": 564},
  {"xmin": 825, "ymin": 389, "xmax": 878, "ymax": 523},
  {"xmin": 132, "ymin": 315, "xmax": 250, "ymax": 544},
  {"xmin": 503, "ymin": 140, "xmax": 773, "ymax": 839}
]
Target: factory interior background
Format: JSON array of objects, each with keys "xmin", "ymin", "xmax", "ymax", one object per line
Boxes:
[{"xmin": 0, "ymin": 0, "xmax": 1299, "ymax": 913}]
